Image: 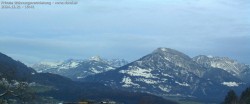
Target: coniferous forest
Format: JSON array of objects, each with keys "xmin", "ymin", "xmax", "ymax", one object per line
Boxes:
[{"xmin": 223, "ymin": 87, "xmax": 250, "ymax": 104}]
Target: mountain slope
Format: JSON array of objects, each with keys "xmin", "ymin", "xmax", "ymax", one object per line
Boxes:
[
  {"xmin": 0, "ymin": 52, "xmax": 36, "ymax": 81},
  {"xmin": 84, "ymin": 48, "xmax": 245, "ymax": 102}
]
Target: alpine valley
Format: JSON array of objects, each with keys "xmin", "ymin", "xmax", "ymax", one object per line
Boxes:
[
  {"xmin": 2, "ymin": 47, "xmax": 250, "ymax": 104},
  {"xmin": 0, "ymin": 52, "xmax": 179, "ymax": 104}
]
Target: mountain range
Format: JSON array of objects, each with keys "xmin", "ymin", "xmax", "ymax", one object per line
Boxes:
[
  {"xmin": 3, "ymin": 47, "xmax": 250, "ymax": 103},
  {"xmin": 0, "ymin": 52, "xmax": 178, "ymax": 104},
  {"xmin": 32, "ymin": 56, "xmax": 128, "ymax": 80},
  {"xmin": 83, "ymin": 48, "xmax": 250, "ymax": 103}
]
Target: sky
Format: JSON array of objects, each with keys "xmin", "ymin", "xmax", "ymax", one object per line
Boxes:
[{"xmin": 0, "ymin": 0, "xmax": 249, "ymax": 65}]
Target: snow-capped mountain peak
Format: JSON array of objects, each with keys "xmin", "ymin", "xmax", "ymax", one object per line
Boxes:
[
  {"xmin": 193, "ymin": 55, "xmax": 250, "ymax": 76},
  {"xmin": 154, "ymin": 48, "xmax": 184, "ymax": 54},
  {"xmin": 150, "ymin": 48, "xmax": 205, "ymax": 77},
  {"xmin": 32, "ymin": 61, "xmax": 63, "ymax": 73},
  {"xmin": 58, "ymin": 59, "xmax": 82, "ymax": 70},
  {"xmin": 153, "ymin": 47, "xmax": 170, "ymax": 52},
  {"xmin": 32, "ymin": 57, "xmax": 128, "ymax": 80},
  {"xmin": 153, "ymin": 48, "xmax": 192, "ymax": 61},
  {"xmin": 193, "ymin": 55, "xmax": 250, "ymax": 83},
  {"xmin": 85, "ymin": 48, "xmax": 244, "ymax": 100},
  {"xmin": 207, "ymin": 55, "xmax": 214, "ymax": 58},
  {"xmin": 89, "ymin": 56, "xmax": 102, "ymax": 61}
]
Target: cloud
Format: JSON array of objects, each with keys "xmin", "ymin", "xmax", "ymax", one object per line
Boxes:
[{"xmin": 0, "ymin": 0, "xmax": 249, "ymax": 64}]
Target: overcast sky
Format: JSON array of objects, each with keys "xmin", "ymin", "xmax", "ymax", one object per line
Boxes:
[{"xmin": 0, "ymin": 0, "xmax": 249, "ymax": 65}]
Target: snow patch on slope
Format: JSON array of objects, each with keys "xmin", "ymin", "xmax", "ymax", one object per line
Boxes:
[
  {"xmin": 221, "ymin": 82, "xmax": 239, "ymax": 87},
  {"xmin": 58, "ymin": 60, "xmax": 81, "ymax": 70},
  {"xmin": 91, "ymin": 68, "xmax": 101, "ymax": 73},
  {"xmin": 119, "ymin": 66, "xmax": 157, "ymax": 78},
  {"xmin": 162, "ymin": 73, "xmax": 174, "ymax": 78},
  {"xmin": 136, "ymin": 78, "xmax": 158, "ymax": 84},
  {"xmin": 175, "ymin": 81, "xmax": 190, "ymax": 87},
  {"xmin": 121, "ymin": 76, "xmax": 139, "ymax": 87},
  {"xmin": 159, "ymin": 85, "xmax": 171, "ymax": 92}
]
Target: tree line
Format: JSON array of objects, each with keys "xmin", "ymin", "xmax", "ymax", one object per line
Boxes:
[
  {"xmin": 223, "ymin": 87, "xmax": 250, "ymax": 104},
  {"xmin": 0, "ymin": 78, "xmax": 57, "ymax": 104}
]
